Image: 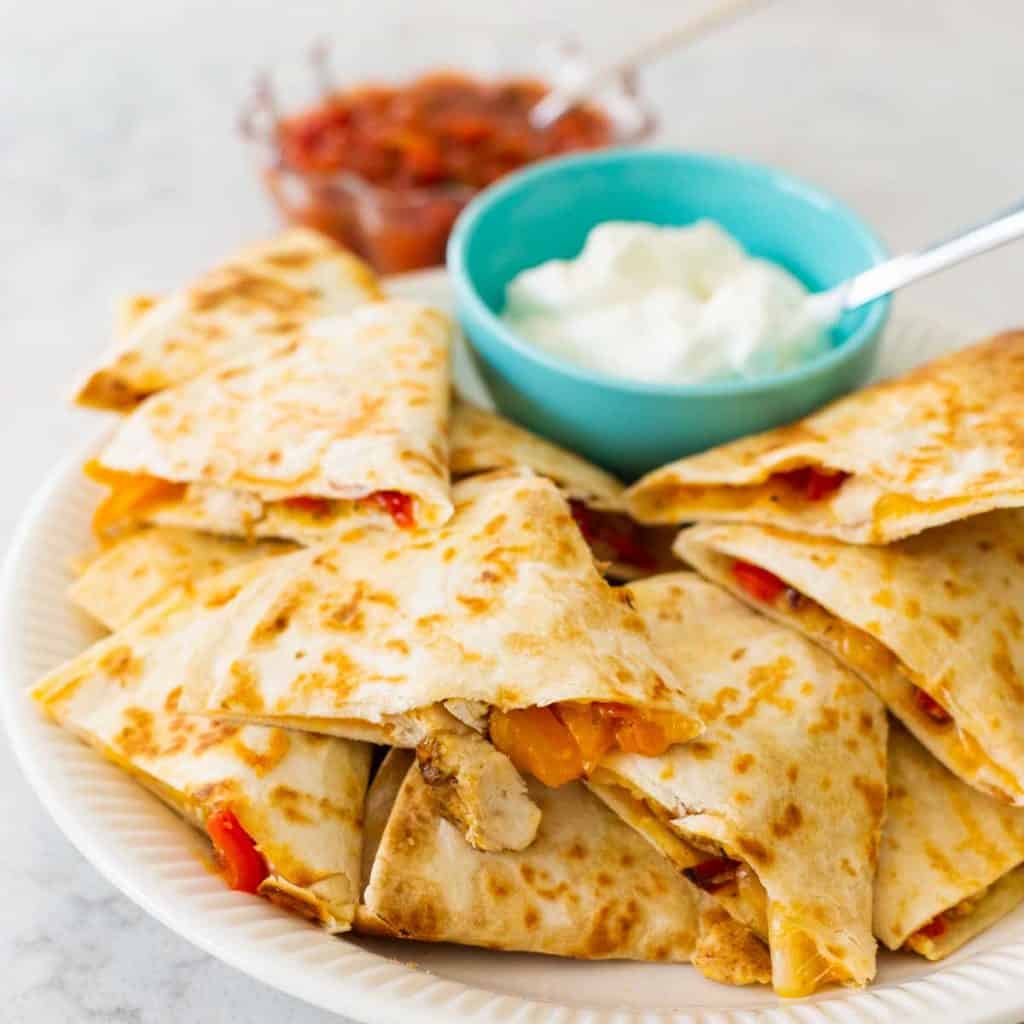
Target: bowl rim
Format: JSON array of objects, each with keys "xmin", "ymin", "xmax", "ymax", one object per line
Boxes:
[{"xmin": 447, "ymin": 147, "xmax": 892, "ymax": 397}]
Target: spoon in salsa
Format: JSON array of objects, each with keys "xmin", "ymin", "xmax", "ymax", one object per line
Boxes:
[
  {"xmin": 806, "ymin": 196, "xmax": 1024, "ymax": 325},
  {"xmin": 530, "ymin": 0, "xmax": 774, "ymax": 130}
]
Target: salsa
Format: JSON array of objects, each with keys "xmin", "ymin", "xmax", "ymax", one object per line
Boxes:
[{"xmin": 264, "ymin": 72, "xmax": 614, "ymax": 272}]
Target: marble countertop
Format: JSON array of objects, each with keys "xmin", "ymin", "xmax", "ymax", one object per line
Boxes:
[{"xmin": 3, "ymin": 1, "xmax": 1023, "ymax": 1020}]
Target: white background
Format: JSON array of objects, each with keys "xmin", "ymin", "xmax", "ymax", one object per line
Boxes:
[{"xmin": 3, "ymin": 0, "xmax": 1023, "ymax": 1020}]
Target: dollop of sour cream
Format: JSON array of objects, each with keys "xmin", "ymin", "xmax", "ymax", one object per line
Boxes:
[{"xmin": 501, "ymin": 220, "xmax": 828, "ymax": 384}]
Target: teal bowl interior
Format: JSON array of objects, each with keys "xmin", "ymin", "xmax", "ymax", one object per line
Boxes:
[{"xmin": 448, "ymin": 149, "xmax": 890, "ymax": 480}]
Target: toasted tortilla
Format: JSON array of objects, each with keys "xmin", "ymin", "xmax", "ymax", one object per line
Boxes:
[
  {"xmin": 75, "ymin": 228, "xmax": 382, "ymax": 410},
  {"xmin": 451, "ymin": 402, "xmax": 624, "ymax": 510},
  {"xmin": 593, "ymin": 573, "xmax": 887, "ymax": 997},
  {"xmin": 678, "ymin": 513, "xmax": 1024, "ymax": 803},
  {"xmin": 89, "ymin": 300, "xmax": 453, "ymax": 541},
  {"xmin": 627, "ymin": 332, "xmax": 1024, "ymax": 543},
  {"xmin": 357, "ymin": 750, "xmax": 769, "ymax": 984},
  {"xmin": 451, "ymin": 401, "xmax": 677, "ymax": 581},
  {"xmin": 876, "ymin": 724, "xmax": 1024, "ymax": 959},
  {"xmin": 177, "ymin": 472, "xmax": 701, "ymax": 851},
  {"xmin": 33, "ymin": 563, "xmax": 371, "ymax": 931},
  {"xmin": 178, "ymin": 472, "xmax": 698, "ymax": 738},
  {"xmin": 70, "ymin": 527, "xmax": 293, "ymax": 631}
]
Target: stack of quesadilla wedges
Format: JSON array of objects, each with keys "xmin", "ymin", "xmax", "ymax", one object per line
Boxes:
[
  {"xmin": 35, "ymin": 557, "xmax": 372, "ymax": 932},
  {"xmin": 618, "ymin": 331, "xmax": 1024, "ymax": 969},
  {"xmin": 355, "ymin": 749, "xmax": 770, "ymax": 984},
  {"xmin": 41, "ymin": 226, "xmax": 1024, "ymax": 997},
  {"xmin": 588, "ymin": 573, "xmax": 887, "ymax": 997}
]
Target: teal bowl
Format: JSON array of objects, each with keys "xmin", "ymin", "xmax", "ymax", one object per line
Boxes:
[{"xmin": 447, "ymin": 149, "xmax": 890, "ymax": 481}]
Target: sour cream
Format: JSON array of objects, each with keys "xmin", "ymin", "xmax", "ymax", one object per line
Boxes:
[{"xmin": 501, "ymin": 221, "xmax": 828, "ymax": 384}]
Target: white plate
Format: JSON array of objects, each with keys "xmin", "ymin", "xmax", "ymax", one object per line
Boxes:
[{"xmin": 5, "ymin": 279, "xmax": 1024, "ymax": 1024}]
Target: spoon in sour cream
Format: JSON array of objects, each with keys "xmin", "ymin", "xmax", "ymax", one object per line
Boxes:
[{"xmin": 806, "ymin": 197, "xmax": 1024, "ymax": 326}]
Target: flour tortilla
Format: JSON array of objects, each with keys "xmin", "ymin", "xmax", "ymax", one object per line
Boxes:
[
  {"xmin": 627, "ymin": 332, "xmax": 1024, "ymax": 543},
  {"xmin": 178, "ymin": 472, "xmax": 699, "ymax": 742},
  {"xmin": 876, "ymin": 724, "xmax": 1024, "ymax": 959},
  {"xmin": 357, "ymin": 751, "xmax": 770, "ymax": 984},
  {"xmin": 70, "ymin": 527, "xmax": 293, "ymax": 631},
  {"xmin": 75, "ymin": 228, "xmax": 382, "ymax": 410},
  {"xmin": 174, "ymin": 473, "xmax": 700, "ymax": 851},
  {"xmin": 451, "ymin": 401, "xmax": 625, "ymax": 510},
  {"xmin": 451, "ymin": 401, "xmax": 677, "ymax": 581},
  {"xmin": 593, "ymin": 573, "xmax": 887, "ymax": 997},
  {"xmin": 678, "ymin": 513, "xmax": 1024, "ymax": 803},
  {"xmin": 91, "ymin": 300, "xmax": 453, "ymax": 541},
  {"xmin": 33, "ymin": 562, "xmax": 371, "ymax": 931}
]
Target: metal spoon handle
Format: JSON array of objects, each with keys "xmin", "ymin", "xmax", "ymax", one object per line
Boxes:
[
  {"xmin": 530, "ymin": 0, "xmax": 772, "ymax": 130},
  {"xmin": 821, "ymin": 197, "xmax": 1024, "ymax": 317}
]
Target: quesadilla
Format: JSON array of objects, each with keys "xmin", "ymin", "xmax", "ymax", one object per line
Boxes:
[
  {"xmin": 627, "ymin": 332, "xmax": 1024, "ymax": 544},
  {"xmin": 590, "ymin": 573, "xmax": 887, "ymax": 997},
  {"xmin": 451, "ymin": 401, "xmax": 676, "ymax": 579},
  {"xmin": 877, "ymin": 724, "xmax": 1024, "ymax": 959},
  {"xmin": 678, "ymin": 512, "xmax": 1024, "ymax": 803},
  {"xmin": 70, "ymin": 527, "xmax": 293, "ymax": 631},
  {"xmin": 178, "ymin": 472, "xmax": 701, "ymax": 850},
  {"xmin": 75, "ymin": 228, "xmax": 382, "ymax": 411},
  {"xmin": 33, "ymin": 562, "xmax": 372, "ymax": 931},
  {"xmin": 84, "ymin": 300, "xmax": 453, "ymax": 542},
  {"xmin": 356, "ymin": 751, "xmax": 771, "ymax": 984}
]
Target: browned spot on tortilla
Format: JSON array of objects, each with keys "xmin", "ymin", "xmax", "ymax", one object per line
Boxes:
[
  {"xmin": 164, "ymin": 686, "xmax": 183, "ymax": 713},
  {"xmin": 807, "ymin": 706, "xmax": 840, "ymax": 735},
  {"xmin": 730, "ymin": 648, "xmax": 747, "ymax": 662},
  {"xmin": 990, "ymin": 630, "xmax": 1024, "ymax": 702},
  {"xmin": 524, "ymin": 906, "xmax": 540, "ymax": 930},
  {"xmin": 113, "ymin": 707, "xmax": 157, "ymax": 758},
  {"xmin": 689, "ymin": 741, "xmax": 716, "ymax": 760},
  {"xmin": 872, "ymin": 588, "xmax": 895, "ymax": 608},
  {"xmin": 385, "ymin": 638, "xmax": 410, "ymax": 655},
  {"xmin": 736, "ymin": 837, "xmax": 772, "ymax": 867},
  {"xmin": 251, "ymin": 583, "xmax": 311, "ymax": 645},
  {"xmin": 98, "ymin": 645, "xmax": 143, "ymax": 686},
  {"xmin": 698, "ymin": 686, "xmax": 740, "ymax": 723},
  {"xmin": 233, "ymin": 729, "xmax": 291, "ymax": 778},
  {"xmin": 858, "ymin": 711, "xmax": 876, "ymax": 735},
  {"xmin": 203, "ymin": 581, "xmax": 244, "ymax": 609},
  {"xmin": 733, "ymin": 753, "xmax": 755, "ymax": 774},
  {"xmin": 321, "ymin": 585, "xmax": 366, "ymax": 633},
  {"xmin": 853, "ymin": 776, "xmax": 886, "ymax": 821},
  {"xmin": 486, "ymin": 875, "xmax": 511, "ymax": 900},
  {"xmin": 580, "ymin": 899, "xmax": 640, "ymax": 956},
  {"xmin": 324, "ymin": 648, "xmax": 362, "ymax": 699},
  {"xmin": 456, "ymin": 594, "xmax": 492, "ymax": 615},
  {"xmin": 566, "ymin": 841, "xmax": 588, "ymax": 860},
  {"xmin": 193, "ymin": 719, "xmax": 239, "ymax": 755},
  {"xmin": 771, "ymin": 802, "xmax": 803, "ymax": 839},
  {"xmin": 1004, "ymin": 607, "xmax": 1023, "ymax": 639},
  {"xmin": 904, "ymin": 597, "xmax": 921, "ymax": 618},
  {"xmin": 787, "ymin": 764, "xmax": 799, "ymax": 783},
  {"xmin": 225, "ymin": 659, "xmax": 265, "ymax": 713},
  {"xmin": 933, "ymin": 613, "xmax": 962, "ymax": 639}
]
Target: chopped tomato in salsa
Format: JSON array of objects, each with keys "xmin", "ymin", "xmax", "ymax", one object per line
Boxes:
[
  {"xmin": 267, "ymin": 72, "xmax": 613, "ymax": 272},
  {"xmin": 569, "ymin": 500, "xmax": 656, "ymax": 571},
  {"xmin": 731, "ymin": 560, "xmax": 787, "ymax": 604},
  {"xmin": 915, "ymin": 913, "xmax": 948, "ymax": 939},
  {"xmin": 913, "ymin": 687, "xmax": 953, "ymax": 725},
  {"xmin": 84, "ymin": 460, "xmax": 186, "ymax": 537},
  {"xmin": 776, "ymin": 467, "xmax": 850, "ymax": 501},
  {"xmin": 490, "ymin": 701, "xmax": 685, "ymax": 787},
  {"xmin": 277, "ymin": 73, "xmax": 612, "ymax": 189},
  {"xmin": 685, "ymin": 856, "xmax": 742, "ymax": 894},
  {"xmin": 206, "ymin": 808, "xmax": 270, "ymax": 894}
]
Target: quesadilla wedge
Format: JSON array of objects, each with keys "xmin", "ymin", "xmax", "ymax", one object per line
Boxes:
[
  {"xmin": 75, "ymin": 228, "xmax": 381, "ymax": 411},
  {"xmin": 451, "ymin": 401, "xmax": 676, "ymax": 580},
  {"xmin": 590, "ymin": 573, "xmax": 887, "ymax": 997},
  {"xmin": 356, "ymin": 751, "xmax": 771, "ymax": 984},
  {"xmin": 627, "ymin": 332, "xmax": 1024, "ymax": 543},
  {"xmin": 70, "ymin": 527, "xmax": 293, "ymax": 631},
  {"xmin": 84, "ymin": 300, "xmax": 453, "ymax": 542},
  {"xmin": 178, "ymin": 472, "xmax": 702, "ymax": 850},
  {"xmin": 678, "ymin": 513, "xmax": 1024, "ymax": 803},
  {"xmin": 33, "ymin": 562, "xmax": 372, "ymax": 931},
  {"xmin": 877, "ymin": 724, "xmax": 1024, "ymax": 959}
]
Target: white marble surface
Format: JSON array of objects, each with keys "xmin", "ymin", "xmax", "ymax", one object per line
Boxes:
[{"xmin": 3, "ymin": 1, "xmax": 1023, "ymax": 1020}]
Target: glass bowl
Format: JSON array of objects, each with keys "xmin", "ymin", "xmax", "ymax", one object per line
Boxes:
[{"xmin": 240, "ymin": 23, "xmax": 656, "ymax": 274}]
